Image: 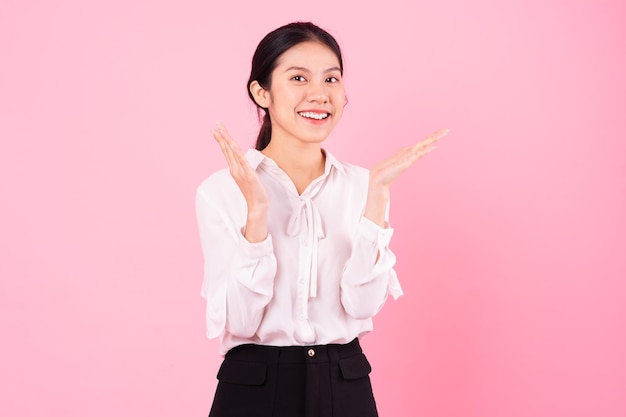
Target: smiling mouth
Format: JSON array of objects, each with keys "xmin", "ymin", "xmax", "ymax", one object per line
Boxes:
[{"xmin": 298, "ymin": 111, "xmax": 330, "ymax": 120}]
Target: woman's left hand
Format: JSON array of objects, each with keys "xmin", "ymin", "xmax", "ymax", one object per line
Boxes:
[
  {"xmin": 369, "ymin": 128, "xmax": 450, "ymax": 190},
  {"xmin": 364, "ymin": 128, "xmax": 450, "ymax": 227}
]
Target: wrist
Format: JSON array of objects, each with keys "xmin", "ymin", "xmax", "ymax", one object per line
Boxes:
[
  {"xmin": 247, "ymin": 203, "xmax": 269, "ymax": 218},
  {"xmin": 366, "ymin": 184, "xmax": 390, "ymax": 203},
  {"xmin": 364, "ymin": 186, "xmax": 389, "ymax": 228},
  {"xmin": 244, "ymin": 206, "xmax": 269, "ymax": 243}
]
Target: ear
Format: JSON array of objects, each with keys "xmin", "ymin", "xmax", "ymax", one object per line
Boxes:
[{"xmin": 249, "ymin": 80, "xmax": 271, "ymax": 109}]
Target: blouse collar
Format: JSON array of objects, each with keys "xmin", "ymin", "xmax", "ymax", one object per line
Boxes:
[{"xmin": 245, "ymin": 148, "xmax": 348, "ymax": 177}]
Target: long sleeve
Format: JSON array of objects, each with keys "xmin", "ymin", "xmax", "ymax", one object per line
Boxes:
[
  {"xmin": 196, "ymin": 184, "xmax": 277, "ymax": 339},
  {"xmin": 340, "ymin": 215, "xmax": 403, "ymax": 320},
  {"xmin": 198, "ymin": 149, "xmax": 404, "ymax": 355}
]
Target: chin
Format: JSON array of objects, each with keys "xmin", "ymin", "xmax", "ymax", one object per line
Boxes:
[
  {"xmin": 300, "ymin": 125, "xmax": 336, "ymax": 143},
  {"xmin": 300, "ymin": 132, "xmax": 331, "ymax": 144}
]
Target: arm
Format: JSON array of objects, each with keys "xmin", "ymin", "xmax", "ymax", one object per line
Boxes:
[
  {"xmin": 363, "ymin": 128, "xmax": 449, "ymax": 227},
  {"xmin": 341, "ymin": 128, "xmax": 450, "ymax": 319},
  {"xmin": 212, "ymin": 122, "xmax": 269, "ymax": 243},
  {"xmin": 196, "ymin": 186, "xmax": 277, "ymax": 339},
  {"xmin": 340, "ymin": 205, "xmax": 401, "ymax": 319},
  {"xmin": 197, "ymin": 122, "xmax": 277, "ymax": 338}
]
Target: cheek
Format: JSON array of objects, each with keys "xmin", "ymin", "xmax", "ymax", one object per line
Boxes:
[
  {"xmin": 333, "ymin": 88, "xmax": 347, "ymax": 105},
  {"xmin": 333, "ymin": 90, "xmax": 347, "ymax": 113},
  {"xmin": 269, "ymin": 88, "xmax": 299, "ymax": 112}
]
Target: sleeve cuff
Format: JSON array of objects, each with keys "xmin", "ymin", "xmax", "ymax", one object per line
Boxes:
[
  {"xmin": 358, "ymin": 216, "xmax": 394, "ymax": 247},
  {"xmin": 237, "ymin": 226, "xmax": 274, "ymax": 259}
]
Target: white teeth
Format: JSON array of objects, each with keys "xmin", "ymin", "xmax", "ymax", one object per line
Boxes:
[{"xmin": 298, "ymin": 111, "xmax": 329, "ymax": 120}]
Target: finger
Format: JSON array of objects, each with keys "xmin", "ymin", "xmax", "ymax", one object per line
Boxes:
[
  {"xmin": 212, "ymin": 124, "xmax": 241, "ymax": 161},
  {"xmin": 224, "ymin": 140, "xmax": 243, "ymax": 175},
  {"xmin": 212, "ymin": 128, "xmax": 242, "ymax": 175},
  {"xmin": 428, "ymin": 128, "xmax": 450, "ymax": 142},
  {"xmin": 419, "ymin": 145, "xmax": 437, "ymax": 157},
  {"xmin": 216, "ymin": 122, "xmax": 243, "ymax": 152},
  {"xmin": 233, "ymin": 145, "xmax": 254, "ymax": 176},
  {"xmin": 216, "ymin": 122, "xmax": 248, "ymax": 170},
  {"xmin": 412, "ymin": 128, "xmax": 450, "ymax": 151},
  {"xmin": 218, "ymin": 127, "xmax": 250, "ymax": 174},
  {"xmin": 213, "ymin": 122, "xmax": 234, "ymax": 149},
  {"xmin": 408, "ymin": 145, "xmax": 437, "ymax": 164},
  {"xmin": 382, "ymin": 135, "xmax": 440, "ymax": 171},
  {"xmin": 211, "ymin": 127, "xmax": 230, "ymax": 155},
  {"xmin": 218, "ymin": 123, "xmax": 255, "ymax": 178},
  {"xmin": 211, "ymin": 127, "xmax": 228, "ymax": 152}
]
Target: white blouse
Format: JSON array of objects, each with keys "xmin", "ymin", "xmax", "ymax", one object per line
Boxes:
[{"xmin": 196, "ymin": 149, "xmax": 403, "ymax": 355}]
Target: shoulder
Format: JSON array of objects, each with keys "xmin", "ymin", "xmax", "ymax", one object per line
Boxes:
[
  {"xmin": 196, "ymin": 168, "xmax": 247, "ymax": 222},
  {"xmin": 325, "ymin": 150, "xmax": 369, "ymax": 179},
  {"xmin": 196, "ymin": 168, "xmax": 242, "ymax": 208},
  {"xmin": 340, "ymin": 161, "xmax": 369, "ymax": 177},
  {"xmin": 197, "ymin": 168, "xmax": 234, "ymax": 195},
  {"xmin": 197, "ymin": 149, "xmax": 264, "ymax": 195},
  {"xmin": 328, "ymin": 155, "xmax": 370, "ymax": 188}
]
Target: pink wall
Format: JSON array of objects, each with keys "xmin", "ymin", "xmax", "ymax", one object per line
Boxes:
[{"xmin": 1, "ymin": 0, "xmax": 625, "ymax": 416}]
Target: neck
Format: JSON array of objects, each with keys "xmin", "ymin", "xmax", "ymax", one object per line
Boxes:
[{"xmin": 261, "ymin": 136, "xmax": 326, "ymax": 195}]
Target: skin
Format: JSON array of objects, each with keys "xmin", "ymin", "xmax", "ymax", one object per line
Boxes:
[{"xmin": 211, "ymin": 41, "xmax": 450, "ymax": 243}]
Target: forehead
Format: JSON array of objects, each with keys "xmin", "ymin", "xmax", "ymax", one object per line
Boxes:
[{"xmin": 275, "ymin": 41, "xmax": 341, "ymax": 70}]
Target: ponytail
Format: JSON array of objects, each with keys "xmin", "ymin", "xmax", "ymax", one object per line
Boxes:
[{"xmin": 255, "ymin": 112, "xmax": 272, "ymax": 151}]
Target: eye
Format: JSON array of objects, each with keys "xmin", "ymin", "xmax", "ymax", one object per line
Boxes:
[
  {"xmin": 291, "ymin": 75, "xmax": 306, "ymax": 82},
  {"xmin": 326, "ymin": 76, "xmax": 340, "ymax": 83}
]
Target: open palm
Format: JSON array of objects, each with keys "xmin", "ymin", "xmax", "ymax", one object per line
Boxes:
[{"xmin": 211, "ymin": 122, "xmax": 270, "ymax": 210}]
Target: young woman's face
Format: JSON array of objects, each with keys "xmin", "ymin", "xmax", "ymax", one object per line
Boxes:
[{"xmin": 265, "ymin": 41, "xmax": 346, "ymax": 146}]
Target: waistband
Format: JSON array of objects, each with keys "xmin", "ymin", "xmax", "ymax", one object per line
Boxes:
[{"xmin": 225, "ymin": 338, "xmax": 362, "ymax": 364}]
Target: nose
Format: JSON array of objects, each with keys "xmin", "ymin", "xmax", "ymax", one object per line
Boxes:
[{"xmin": 307, "ymin": 80, "xmax": 329, "ymax": 103}]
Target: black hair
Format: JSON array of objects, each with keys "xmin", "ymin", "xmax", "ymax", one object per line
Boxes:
[{"xmin": 247, "ymin": 22, "xmax": 344, "ymax": 151}]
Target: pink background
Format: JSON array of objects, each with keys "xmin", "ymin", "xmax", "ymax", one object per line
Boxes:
[{"xmin": 1, "ymin": 0, "xmax": 625, "ymax": 416}]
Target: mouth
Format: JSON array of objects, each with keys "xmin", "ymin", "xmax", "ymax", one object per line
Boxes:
[{"xmin": 298, "ymin": 111, "xmax": 330, "ymax": 121}]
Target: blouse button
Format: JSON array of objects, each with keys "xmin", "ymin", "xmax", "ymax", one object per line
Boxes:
[{"xmin": 307, "ymin": 348, "xmax": 316, "ymax": 358}]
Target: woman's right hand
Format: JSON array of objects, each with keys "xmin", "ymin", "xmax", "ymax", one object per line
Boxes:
[{"xmin": 212, "ymin": 122, "xmax": 270, "ymax": 242}]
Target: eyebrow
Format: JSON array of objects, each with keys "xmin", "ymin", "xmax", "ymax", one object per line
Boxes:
[{"xmin": 283, "ymin": 66, "xmax": 342, "ymax": 73}]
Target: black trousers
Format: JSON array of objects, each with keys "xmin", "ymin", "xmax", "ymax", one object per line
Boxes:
[{"xmin": 208, "ymin": 338, "xmax": 378, "ymax": 417}]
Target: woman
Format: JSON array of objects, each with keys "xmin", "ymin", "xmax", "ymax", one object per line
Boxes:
[{"xmin": 196, "ymin": 22, "xmax": 448, "ymax": 417}]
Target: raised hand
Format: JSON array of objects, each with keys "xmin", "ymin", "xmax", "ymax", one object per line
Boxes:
[
  {"xmin": 364, "ymin": 128, "xmax": 450, "ymax": 227},
  {"xmin": 211, "ymin": 122, "xmax": 269, "ymax": 242}
]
